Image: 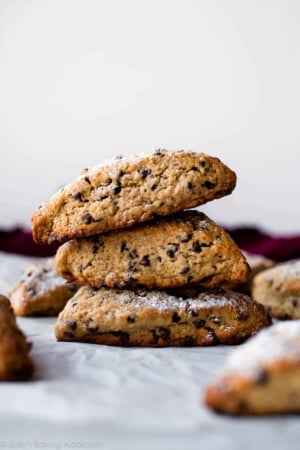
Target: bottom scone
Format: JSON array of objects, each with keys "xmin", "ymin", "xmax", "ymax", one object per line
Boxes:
[
  {"xmin": 55, "ymin": 286, "xmax": 271, "ymax": 346},
  {"xmin": 204, "ymin": 320, "xmax": 300, "ymax": 415},
  {"xmin": 0, "ymin": 295, "xmax": 34, "ymax": 380}
]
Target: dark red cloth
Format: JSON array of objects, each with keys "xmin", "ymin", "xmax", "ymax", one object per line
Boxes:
[
  {"xmin": 0, "ymin": 228, "xmax": 59, "ymax": 257},
  {"xmin": 1, "ymin": 227, "xmax": 300, "ymax": 262}
]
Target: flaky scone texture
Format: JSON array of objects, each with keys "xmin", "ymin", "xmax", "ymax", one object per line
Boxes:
[
  {"xmin": 55, "ymin": 286, "xmax": 271, "ymax": 347},
  {"xmin": 55, "ymin": 211, "xmax": 250, "ymax": 290},
  {"xmin": 205, "ymin": 320, "xmax": 300, "ymax": 415},
  {"xmin": 0, "ymin": 295, "xmax": 34, "ymax": 380},
  {"xmin": 32, "ymin": 149, "xmax": 236, "ymax": 244}
]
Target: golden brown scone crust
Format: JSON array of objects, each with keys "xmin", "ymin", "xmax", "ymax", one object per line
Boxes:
[
  {"xmin": 205, "ymin": 320, "xmax": 300, "ymax": 415},
  {"xmin": 55, "ymin": 211, "xmax": 250, "ymax": 290},
  {"xmin": 232, "ymin": 251, "xmax": 275, "ymax": 295},
  {"xmin": 55, "ymin": 286, "xmax": 271, "ymax": 347},
  {"xmin": 32, "ymin": 150, "xmax": 236, "ymax": 244},
  {"xmin": 251, "ymin": 260, "xmax": 300, "ymax": 319},
  {"xmin": 8, "ymin": 258, "xmax": 78, "ymax": 316},
  {"xmin": 0, "ymin": 295, "xmax": 34, "ymax": 380}
]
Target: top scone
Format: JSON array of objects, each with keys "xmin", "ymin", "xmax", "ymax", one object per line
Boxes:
[{"xmin": 32, "ymin": 149, "xmax": 236, "ymax": 244}]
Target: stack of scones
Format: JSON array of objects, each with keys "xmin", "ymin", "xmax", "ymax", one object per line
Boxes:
[{"xmin": 31, "ymin": 149, "xmax": 271, "ymax": 346}]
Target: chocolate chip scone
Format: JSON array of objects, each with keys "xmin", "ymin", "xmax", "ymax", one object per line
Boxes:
[
  {"xmin": 55, "ymin": 211, "xmax": 250, "ymax": 290},
  {"xmin": 8, "ymin": 258, "xmax": 78, "ymax": 316},
  {"xmin": 251, "ymin": 260, "xmax": 300, "ymax": 319},
  {"xmin": 205, "ymin": 320, "xmax": 300, "ymax": 415},
  {"xmin": 32, "ymin": 149, "xmax": 236, "ymax": 244},
  {"xmin": 0, "ymin": 295, "xmax": 34, "ymax": 380},
  {"xmin": 55, "ymin": 286, "xmax": 271, "ymax": 346}
]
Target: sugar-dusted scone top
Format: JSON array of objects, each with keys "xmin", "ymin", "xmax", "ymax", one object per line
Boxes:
[
  {"xmin": 0, "ymin": 295, "xmax": 34, "ymax": 380},
  {"xmin": 55, "ymin": 286, "xmax": 271, "ymax": 347},
  {"xmin": 8, "ymin": 258, "xmax": 78, "ymax": 316},
  {"xmin": 55, "ymin": 211, "xmax": 250, "ymax": 290},
  {"xmin": 251, "ymin": 259, "xmax": 300, "ymax": 319},
  {"xmin": 32, "ymin": 149, "xmax": 236, "ymax": 244},
  {"xmin": 205, "ymin": 320, "xmax": 300, "ymax": 415}
]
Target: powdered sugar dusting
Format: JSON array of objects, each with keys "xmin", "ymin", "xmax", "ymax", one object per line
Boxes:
[{"xmin": 222, "ymin": 320, "xmax": 300, "ymax": 377}]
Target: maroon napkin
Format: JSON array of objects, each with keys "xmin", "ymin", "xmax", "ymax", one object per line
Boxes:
[{"xmin": 1, "ymin": 226, "xmax": 300, "ymax": 261}]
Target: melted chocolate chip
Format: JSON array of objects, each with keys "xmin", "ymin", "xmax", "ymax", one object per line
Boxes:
[
  {"xmin": 187, "ymin": 182, "xmax": 193, "ymax": 189},
  {"xmin": 194, "ymin": 319, "xmax": 206, "ymax": 328},
  {"xmin": 236, "ymin": 312, "xmax": 249, "ymax": 321},
  {"xmin": 71, "ymin": 192, "xmax": 82, "ymax": 201},
  {"xmin": 66, "ymin": 320, "xmax": 77, "ymax": 330},
  {"xmin": 255, "ymin": 370, "xmax": 270, "ymax": 385},
  {"xmin": 151, "ymin": 184, "xmax": 158, "ymax": 191},
  {"xmin": 192, "ymin": 240, "xmax": 202, "ymax": 253},
  {"xmin": 82, "ymin": 212, "xmax": 94, "ymax": 224},
  {"xmin": 127, "ymin": 315, "xmax": 135, "ymax": 324},
  {"xmin": 180, "ymin": 265, "xmax": 190, "ymax": 275},
  {"xmin": 139, "ymin": 167, "xmax": 152, "ymax": 178},
  {"xmin": 202, "ymin": 181, "xmax": 216, "ymax": 189},
  {"xmin": 158, "ymin": 327, "xmax": 170, "ymax": 341},
  {"xmin": 172, "ymin": 312, "xmax": 181, "ymax": 323},
  {"xmin": 63, "ymin": 331, "xmax": 75, "ymax": 339},
  {"xmin": 86, "ymin": 319, "xmax": 99, "ymax": 333},
  {"xmin": 84, "ymin": 176, "xmax": 91, "ymax": 184},
  {"xmin": 140, "ymin": 255, "xmax": 150, "ymax": 266},
  {"xmin": 112, "ymin": 186, "xmax": 121, "ymax": 195},
  {"xmin": 120, "ymin": 241, "xmax": 128, "ymax": 252},
  {"xmin": 111, "ymin": 331, "xmax": 130, "ymax": 344}
]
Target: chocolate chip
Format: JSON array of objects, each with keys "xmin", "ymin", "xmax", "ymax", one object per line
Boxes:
[
  {"xmin": 63, "ymin": 331, "xmax": 75, "ymax": 339},
  {"xmin": 187, "ymin": 182, "xmax": 193, "ymax": 189},
  {"xmin": 202, "ymin": 181, "xmax": 215, "ymax": 189},
  {"xmin": 127, "ymin": 315, "xmax": 135, "ymax": 324},
  {"xmin": 292, "ymin": 298, "xmax": 298, "ymax": 307},
  {"xmin": 192, "ymin": 240, "xmax": 202, "ymax": 253},
  {"xmin": 177, "ymin": 232, "xmax": 192, "ymax": 243},
  {"xmin": 151, "ymin": 184, "xmax": 157, "ymax": 191},
  {"xmin": 127, "ymin": 261, "xmax": 136, "ymax": 272},
  {"xmin": 180, "ymin": 265, "xmax": 189, "ymax": 275},
  {"xmin": 199, "ymin": 160, "xmax": 206, "ymax": 167},
  {"xmin": 71, "ymin": 192, "xmax": 82, "ymax": 201},
  {"xmin": 166, "ymin": 249, "xmax": 175, "ymax": 258},
  {"xmin": 82, "ymin": 212, "xmax": 93, "ymax": 224},
  {"xmin": 112, "ymin": 186, "xmax": 121, "ymax": 195},
  {"xmin": 158, "ymin": 327, "xmax": 170, "ymax": 341},
  {"xmin": 184, "ymin": 336, "xmax": 196, "ymax": 346},
  {"xmin": 111, "ymin": 331, "xmax": 130, "ymax": 344},
  {"xmin": 188, "ymin": 308, "xmax": 198, "ymax": 317},
  {"xmin": 84, "ymin": 175, "xmax": 91, "ymax": 184},
  {"xmin": 66, "ymin": 320, "xmax": 77, "ymax": 330},
  {"xmin": 140, "ymin": 255, "xmax": 150, "ymax": 266},
  {"xmin": 172, "ymin": 312, "xmax": 181, "ymax": 323},
  {"xmin": 255, "ymin": 370, "xmax": 269, "ymax": 385},
  {"xmin": 194, "ymin": 319, "xmax": 205, "ymax": 328},
  {"xmin": 236, "ymin": 312, "xmax": 249, "ymax": 321},
  {"xmin": 120, "ymin": 241, "xmax": 128, "ymax": 252},
  {"xmin": 86, "ymin": 318, "xmax": 99, "ymax": 333},
  {"xmin": 157, "ymin": 256, "xmax": 162, "ymax": 263},
  {"xmin": 151, "ymin": 330, "xmax": 159, "ymax": 344},
  {"xmin": 138, "ymin": 167, "xmax": 152, "ymax": 178},
  {"xmin": 166, "ymin": 243, "xmax": 179, "ymax": 258}
]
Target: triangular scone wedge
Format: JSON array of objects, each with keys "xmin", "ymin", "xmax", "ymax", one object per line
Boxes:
[
  {"xmin": 8, "ymin": 258, "xmax": 78, "ymax": 316},
  {"xmin": 55, "ymin": 286, "xmax": 271, "ymax": 346},
  {"xmin": 32, "ymin": 150, "xmax": 236, "ymax": 244},
  {"xmin": 205, "ymin": 320, "xmax": 300, "ymax": 415},
  {"xmin": 55, "ymin": 210, "xmax": 250, "ymax": 290},
  {"xmin": 0, "ymin": 295, "xmax": 34, "ymax": 380}
]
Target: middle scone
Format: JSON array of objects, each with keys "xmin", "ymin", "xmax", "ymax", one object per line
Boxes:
[{"xmin": 55, "ymin": 210, "xmax": 250, "ymax": 290}]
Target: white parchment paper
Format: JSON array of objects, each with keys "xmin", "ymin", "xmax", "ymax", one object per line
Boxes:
[{"xmin": 0, "ymin": 251, "xmax": 299, "ymax": 450}]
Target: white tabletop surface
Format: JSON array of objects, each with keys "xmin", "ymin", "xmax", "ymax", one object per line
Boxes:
[{"xmin": 0, "ymin": 251, "xmax": 299, "ymax": 450}]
